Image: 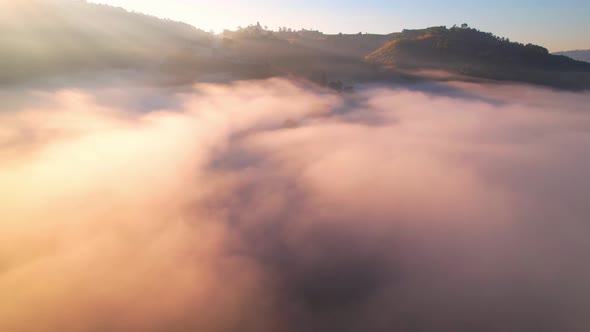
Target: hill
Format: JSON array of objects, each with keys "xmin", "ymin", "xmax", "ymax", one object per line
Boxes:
[
  {"xmin": 553, "ymin": 50, "xmax": 590, "ymax": 63},
  {"xmin": 2, "ymin": 1, "xmax": 590, "ymax": 89},
  {"xmin": 365, "ymin": 26, "xmax": 590, "ymax": 88},
  {"xmin": 0, "ymin": 0, "xmax": 213, "ymax": 83},
  {"xmin": 217, "ymin": 24, "xmax": 394, "ymax": 83}
]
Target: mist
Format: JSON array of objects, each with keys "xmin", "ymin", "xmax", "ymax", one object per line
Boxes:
[{"xmin": 1, "ymin": 77, "xmax": 590, "ymax": 332}]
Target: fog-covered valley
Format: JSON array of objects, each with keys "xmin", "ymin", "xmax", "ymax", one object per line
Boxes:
[{"xmin": 2, "ymin": 75, "xmax": 590, "ymax": 331}]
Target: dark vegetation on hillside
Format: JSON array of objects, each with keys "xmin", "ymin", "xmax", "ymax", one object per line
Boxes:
[
  {"xmin": 365, "ymin": 25, "xmax": 590, "ymax": 88},
  {"xmin": 0, "ymin": 0, "xmax": 212, "ymax": 83},
  {"xmin": 2, "ymin": 1, "xmax": 590, "ymax": 89}
]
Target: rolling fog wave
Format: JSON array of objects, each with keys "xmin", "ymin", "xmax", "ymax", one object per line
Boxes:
[{"xmin": 1, "ymin": 78, "xmax": 590, "ymax": 332}]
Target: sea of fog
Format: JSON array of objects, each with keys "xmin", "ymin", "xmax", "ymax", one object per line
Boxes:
[{"xmin": 1, "ymin": 76, "xmax": 590, "ymax": 332}]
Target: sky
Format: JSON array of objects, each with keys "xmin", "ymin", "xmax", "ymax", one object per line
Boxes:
[{"xmin": 88, "ymin": 0, "xmax": 590, "ymax": 51}]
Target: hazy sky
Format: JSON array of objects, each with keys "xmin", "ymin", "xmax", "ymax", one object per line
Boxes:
[{"xmin": 89, "ymin": 0, "xmax": 590, "ymax": 51}]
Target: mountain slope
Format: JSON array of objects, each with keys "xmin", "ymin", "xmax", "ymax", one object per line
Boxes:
[
  {"xmin": 365, "ymin": 26, "xmax": 590, "ymax": 88},
  {"xmin": 366, "ymin": 26, "xmax": 589, "ymax": 70},
  {"xmin": 0, "ymin": 0, "xmax": 212, "ymax": 83},
  {"xmin": 217, "ymin": 25, "xmax": 393, "ymax": 83},
  {"xmin": 222, "ymin": 25, "xmax": 395, "ymax": 59}
]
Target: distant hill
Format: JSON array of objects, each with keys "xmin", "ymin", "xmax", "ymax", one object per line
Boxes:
[
  {"xmin": 365, "ymin": 26, "xmax": 590, "ymax": 88},
  {"xmin": 217, "ymin": 24, "xmax": 394, "ymax": 82},
  {"xmin": 553, "ymin": 50, "xmax": 590, "ymax": 63},
  {"xmin": 222, "ymin": 24, "xmax": 395, "ymax": 59}
]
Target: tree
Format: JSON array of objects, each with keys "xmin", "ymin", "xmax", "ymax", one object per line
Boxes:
[{"xmin": 461, "ymin": 23, "xmax": 469, "ymax": 29}]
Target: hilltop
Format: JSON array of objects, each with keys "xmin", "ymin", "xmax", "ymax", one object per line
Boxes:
[{"xmin": 365, "ymin": 25, "xmax": 590, "ymax": 88}]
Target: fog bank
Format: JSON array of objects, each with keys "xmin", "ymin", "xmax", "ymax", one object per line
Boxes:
[{"xmin": 1, "ymin": 78, "xmax": 590, "ymax": 332}]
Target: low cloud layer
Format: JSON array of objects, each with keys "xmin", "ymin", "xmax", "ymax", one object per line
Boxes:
[{"xmin": 1, "ymin": 78, "xmax": 590, "ymax": 332}]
